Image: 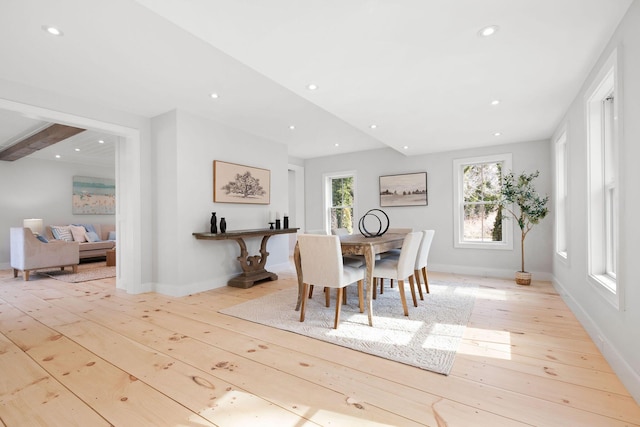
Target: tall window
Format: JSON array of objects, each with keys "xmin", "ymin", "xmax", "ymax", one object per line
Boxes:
[
  {"xmin": 586, "ymin": 49, "xmax": 620, "ymax": 309},
  {"xmin": 324, "ymin": 172, "xmax": 356, "ymax": 234},
  {"xmin": 554, "ymin": 130, "xmax": 568, "ymax": 259},
  {"xmin": 453, "ymin": 154, "xmax": 512, "ymax": 249}
]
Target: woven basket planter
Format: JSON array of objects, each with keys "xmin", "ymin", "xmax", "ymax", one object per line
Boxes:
[{"xmin": 515, "ymin": 271, "xmax": 532, "ymax": 285}]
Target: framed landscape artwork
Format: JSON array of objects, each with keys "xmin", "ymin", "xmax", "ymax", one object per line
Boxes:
[
  {"xmin": 72, "ymin": 176, "xmax": 116, "ymax": 214},
  {"xmin": 214, "ymin": 160, "xmax": 270, "ymax": 204},
  {"xmin": 379, "ymin": 172, "xmax": 428, "ymax": 207}
]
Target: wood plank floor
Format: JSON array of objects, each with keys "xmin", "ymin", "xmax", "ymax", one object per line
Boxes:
[{"xmin": 1, "ymin": 262, "xmax": 639, "ymax": 426}]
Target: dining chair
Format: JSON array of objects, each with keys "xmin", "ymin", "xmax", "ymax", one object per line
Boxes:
[
  {"xmin": 378, "ymin": 227, "xmax": 413, "ymax": 291},
  {"xmin": 413, "ymin": 230, "xmax": 435, "ymax": 299},
  {"xmin": 372, "ymin": 231, "xmax": 423, "ymax": 316},
  {"xmin": 297, "ymin": 234, "xmax": 365, "ymax": 329}
]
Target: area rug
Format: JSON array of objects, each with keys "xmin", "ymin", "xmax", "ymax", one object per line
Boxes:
[
  {"xmin": 38, "ymin": 266, "xmax": 116, "ymax": 283},
  {"xmin": 220, "ymin": 280, "xmax": 478, "ymax": 375}
]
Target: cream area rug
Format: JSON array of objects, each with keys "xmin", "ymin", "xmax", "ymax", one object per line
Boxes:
[
  {"xmin": 38, "ymin": 266, "xmax": 116, "ymax": 283},
  {"xmin": 220, "ymin": 280, "xmax": 478, "ymax": 375}
]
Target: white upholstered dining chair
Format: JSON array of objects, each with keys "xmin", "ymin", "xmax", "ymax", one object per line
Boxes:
[
  {"xmin": 372, "ymin": 231, "xmax": 423, "ymax": 316},
  {"xmin": 297, "ymin": 234, "xmax": 365, "ymax": 329},
  {"xmin": 413, "ymin": 230, "xmax": 435, "ymax": 299}
]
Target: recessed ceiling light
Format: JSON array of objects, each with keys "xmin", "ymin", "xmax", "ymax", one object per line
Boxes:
[
  {"xmin": 370, "ymin": 124, "xmax": 377, "ymax": 129},
  {"xmin": 98, "ymin": 140, "xmax": 105, "ymax": 144},
  {"xmin": 289, "ymin": 125, "xmax": 295, "ymax": 130},
  {"xmin": 307, "ymin": 83, "xmax": 319, "ymax": 91},
  {"xmin": 42, "ymin": 25, "xmax": 63, "ymax": 36},
  {"xmin": 209, "ymin": 93, "xmax": 219, "ymax": 99},
  {"xmin": 403, "ymin": 146, "xmax": 409, "ymax": 150},
  {"xmin": 478, "ymin": 25, "xmax": 499, "ymax": 37},
  {"xmin": 494, "ymin": 132, "xmax": 502, "ymax": 137},
  {"xmin": 491, "ymin": 99, "xmax": 500, "ymax": 106},
  {"xmin": 55, "ymin": 154, "xmax": 61, "ymax": 158},
  {"xmin": 334, "ymin": 143, "xmax": 339, "ymax": 147}
]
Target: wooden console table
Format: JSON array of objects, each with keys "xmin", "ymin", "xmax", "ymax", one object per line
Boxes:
[{"xmin": 193, "ymin": 228, "xmax": 298, "ymax": 288}]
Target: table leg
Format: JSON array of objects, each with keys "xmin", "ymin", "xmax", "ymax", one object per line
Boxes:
[
  {"xmin": 227, "ymin": 236, "xmax": 278, "ymax": 288},
  {"xmin": 364, "ymin": 243, "xmax": 375, "ymax": 327},
  {"xmin": 293, "ymin": 241, "xmax": 303, "ymax": 311}
]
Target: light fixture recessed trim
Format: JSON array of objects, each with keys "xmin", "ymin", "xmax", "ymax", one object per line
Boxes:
[
  {"xmin": 334, "ymin": 143, "xmax": 339, "ymax": 147},
  {"xmin": 370, "ymin": 124, "xmax": 377, "ymax": 129},
  {"xmin": 55, "ymin": 154, "xmax": 61, "ymax": 158},
  {"xmin": 98, "ymin": 140, "xmax": 105, "ymax": 144},
  {"xmin": 494, "ymin": 132, "xmax": 502, "ymax": 137},
  {"xmin": 209, "ymin": 92, "xmax": 219, "ymax": 99},
  {"xmin": 289, "ymin": 125, "xmax": 295, "ymax": 130},
  {"xmin": 478, "ymin": 25, "xmax": 499, "ymax": 37},
  {"xmin": 42, "ymin": 25, "xmax": 63, "ymax": 36},
  {"xmin": 306, "ymin": 83, "xmax": 319, "ymax": 91},
  {"xmin": 491, "ymin": 99, "xmax": 500, "ymax": 106},
  {"xmin": 403, "ymin": 146, "xmax": 409, "ymax": 150}
]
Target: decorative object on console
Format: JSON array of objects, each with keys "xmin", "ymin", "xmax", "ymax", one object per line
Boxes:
[
  {"xmin": 23, "ymin": 218, "xmax": 43, "ymax": 235},
  {"xmin": 358, "ymin": 209, "xmax": 390, "ymax": 237},
  {"xmin": 213, "ymin": 160, "xmax": 270, "ymax": 204},
  {"xmin": 283, "ymin": 215, "xmax": 289, "ymax": 229},
  {"xmin": 220, "ymin": 217, "xmax": 227, "ymax": 233},
  {"xmin": 72, "ymin": 176, "xmax": 116, "ymax": 214},
  {"xmin": 379, "ymin": 172, "xmax": 428, "ymax": 207},
  {"xmin": 210, "ymin": 212, "xmax": 218, "ymax": 234},
  {"xmin": 268, "ymin": 222, "xmax": 275, "ymax": 230}
]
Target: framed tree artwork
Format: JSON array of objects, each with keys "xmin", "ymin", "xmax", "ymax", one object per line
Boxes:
[
  {"xmin": 379, "ymin": 172, "xmax": 428, "ymax": 207},
  {"xmin": 213, "ymin": 160, "xmax": 270, "ymax": 204}
]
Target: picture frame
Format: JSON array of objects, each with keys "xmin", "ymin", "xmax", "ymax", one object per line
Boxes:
[
  {"xmin": 72, "ymin": 176, "xmax": 116, "ymax": 214},
  {"xmin": 214, "ymin": 160, "xmax": 270, "ymax": 204},
  {"xmin": 379, "ymin": 172, "xmax": 428, "ymax": 207}
]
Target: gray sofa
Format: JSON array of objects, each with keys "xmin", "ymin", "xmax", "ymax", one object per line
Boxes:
[{"xmin": 44, "ymin": 224, "xmax": 116, "ymax": 259}]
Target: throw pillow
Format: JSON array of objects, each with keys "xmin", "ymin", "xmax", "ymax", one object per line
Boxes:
[
  {"xmin": 86, "ymin": 231, "xmax": 101, "ymax": 242},
  {"xmin": 36, "ymin": 235, "xmax": 49, "ymax": 243},
  {"xmin": 70, "ymin": 225, "xmax": 88, "ymax": 242},
  {"xmin": 51, "ymin": 225, "xmax": 73, "ymax": 241},
  {"xmin": 107, "ymin": 231, "xmax": 117, "ymax": 241},
  {"xmin": 82, "ymin": 224, "xmax": 97, "ymax": 234}
]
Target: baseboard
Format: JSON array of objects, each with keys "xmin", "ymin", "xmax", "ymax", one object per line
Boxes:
[
  {"xmin": 429, "ymin": 263, "xmax": 553, "ymax": 282},
  {"xmin": 553, "ymin": 276, "xmax": 640, "ymax": 404}
]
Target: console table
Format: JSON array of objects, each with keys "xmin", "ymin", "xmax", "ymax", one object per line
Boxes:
[{"xmin": 193, "ymin": 228, "xmax": 298, "ymax": 288}]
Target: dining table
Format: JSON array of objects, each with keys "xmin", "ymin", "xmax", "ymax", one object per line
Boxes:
[{"xmin": 293, "ymin": 232, "xmax": 406, "ymax": 326}]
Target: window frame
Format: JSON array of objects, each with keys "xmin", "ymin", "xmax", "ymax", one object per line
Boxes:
[
  {"xmin": 453, "ymin": 153, "xmax": 513, "ymax": 250},
  {"xmin": 323, "ymin": 171, "xmax": 357, "ymax": 235},
  {"xmin": 554, "ymin": 129, "xmax": 569, "ymax": 261},
  {"xmin": 585, "ymin": 49, "xmax": 623, "ymax": 310}
]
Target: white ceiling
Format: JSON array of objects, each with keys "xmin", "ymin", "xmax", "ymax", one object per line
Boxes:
[{"xmin": 0, "ymin": 0, "xmax": 633, "ymax": 161}]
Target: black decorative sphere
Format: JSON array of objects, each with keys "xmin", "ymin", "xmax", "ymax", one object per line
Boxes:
[{"xmin": 358, "ymin": 209, "xmax": 389, "ymax": 238}]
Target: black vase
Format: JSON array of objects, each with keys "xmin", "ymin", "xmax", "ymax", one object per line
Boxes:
[
  {"xmin": 210, "ymin": 212, "xmax": 217, "ymax": 234},
  {"xmin": 220, "ymin": 217, "xmax": 227, "ymax": 233},
  {"xmin": 283, "ymin": 216, "xmax": 289, "ymax": 229}
]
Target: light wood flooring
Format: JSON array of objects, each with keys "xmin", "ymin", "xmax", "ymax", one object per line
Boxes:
[{"xmin": 1, "ymin": 262, "xmax": 639, "ymax": 426}]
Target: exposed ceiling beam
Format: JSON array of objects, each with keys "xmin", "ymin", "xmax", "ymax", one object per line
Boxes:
[{"xmin": 0, "ymin": 124, "xmax": 85, "ymax": 161}]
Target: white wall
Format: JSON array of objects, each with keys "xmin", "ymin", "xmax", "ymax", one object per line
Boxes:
[
  {"xmin": 0, "ymin": 157, "xmax": 115, "ymax": 268},
  {"xmin": 151, "ymin": 109, "xmax": 290, "ymax": 296},
  {"xmin": 551, "ymin": 0, "xmax": 640, "ymax": 402},
  {"xmin": 304, "ymin": 140, "xmax": 552, "ymax": 279}
]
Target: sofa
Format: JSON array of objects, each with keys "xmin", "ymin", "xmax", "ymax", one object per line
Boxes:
[
  {"xmin": 10, "ymin": 227, "xmax": 79, "ymax": 281},
  {"xmin": 44, "ymin": 223, "xmax": 116, "ymax": 260}
]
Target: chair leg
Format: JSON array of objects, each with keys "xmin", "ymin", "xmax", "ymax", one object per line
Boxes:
[
  {"xmin": 422, "ymin": 267, "xmax": 430, "ymax": 293},
  {"xmin": 13, "ymin": 268, "xmax": 18, "ymax": 278},
  {"xmin": 308, "ymin": 285, "xmax": 314, "ymax": 298},
  {"xmin": 390, "ymin": 279, "xmax": 394, "ymax": 288},
  {"xmin": 325, "ymin": 287, "xmax": 330, "ymax": 307},
  {"xmin": 334, "ymin": 288, "xmax": 343, "ymax": 329},
  {"xmin": 343, "ymin": 287, "xmax": 348, "ymax": 305},
  {"xmin": 379, "ymin": 278, "xmax": 384, "ymax": 294},
  {"xmin": 373, "ymin": 278, "xmax": 377, "ymax": 300},
  {"xmin": 408, "ymin": 275, "xmax": 418, "ymax": 307},
  {"xmin": 300, "ymin": 283, "xmax": 309, "ymax": 322},
  {"xmin": 24, "ymin": 270, "xmax": 30, "ymax": 281},
  {"xmin": 357, "ymin": 280, "xmax": 364, "ymax": 313},
  {"xmin": 414, "ymin": 269, "xmax": 424, "ymax": 300},
  {"xmin": 72, "ymin": 265, "xmax": 78, "ymax": 274},
  {"xmin": 398, "ymin": 280, "xmax": 409, "ymax": 316}
]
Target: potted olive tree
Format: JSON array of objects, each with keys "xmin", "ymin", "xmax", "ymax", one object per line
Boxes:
[{"xmin": 499, "ymin": 170, "xmax": 549, "ymax": 285}]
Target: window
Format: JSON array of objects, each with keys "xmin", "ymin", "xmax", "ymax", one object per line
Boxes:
[
  {"xmin": 554, "ymin": 130, "xmax": 568, "ymax": 259},
  {"xmin": 586, "ymin": 49, "xmax": 621, "ymax": 309},
  {"xmin": 324, "ymin": 172, "xmax": 356, "ymax": 234},
  {"xmin": 453, "ymin": 154, "xmax": 512, "ymax": 249}
]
